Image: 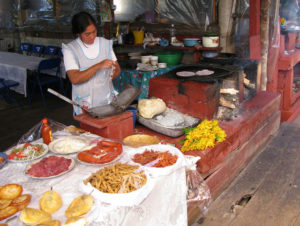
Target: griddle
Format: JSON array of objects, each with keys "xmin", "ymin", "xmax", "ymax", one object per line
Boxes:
[{"xmin": 164, "ymin": 63, "xmax": 238, "ymax": 83}]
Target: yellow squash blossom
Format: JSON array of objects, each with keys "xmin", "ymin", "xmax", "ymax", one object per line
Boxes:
[{"xmin": 181, "ymin": 120, "xmax": 227, "ymax": 152}]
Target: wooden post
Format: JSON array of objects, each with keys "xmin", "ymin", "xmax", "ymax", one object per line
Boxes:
[
  {"xmin": 260, "ymin": 0, "xmax": 271, "ymax": 91},
  {"xmin": 249, "ymin": 0, "xmax": 261, "ymax": 60}
]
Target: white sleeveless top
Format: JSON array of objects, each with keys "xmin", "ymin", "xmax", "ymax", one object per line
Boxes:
[{"xmin": 62, "ymin": 37, "xmax": 115, "ymax": 115}]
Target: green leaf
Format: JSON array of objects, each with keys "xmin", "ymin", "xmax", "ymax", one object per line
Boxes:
[
  {"xmin": 183, "ymin": 127, "xmax": 195, "ymax": 135},
  {"xmin": 179, "ymin": 138, "xmax": 185, "ymax": 144}
]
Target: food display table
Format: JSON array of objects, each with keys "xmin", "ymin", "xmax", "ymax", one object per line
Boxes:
[
  {"xmin": 0, "ymin": 51, "xmax": 66, "ymax": 97},
  {"xmin": 0, "ymin": 131, "xmax": 189, "ymax": 225},
  {"xmin": 113, "ymin": 66, "xmax": 179, "ymax": 100}
]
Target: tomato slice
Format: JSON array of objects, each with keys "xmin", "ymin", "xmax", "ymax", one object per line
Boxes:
[
  {"xmin": 23, "ymin": 143, "xmax": 31, "ymax": 148},
  {"xmin": 8, "ymin": 153, "xmax": 17, "ymax": 160},
  {"xmin": 16, "ymin": 152, "xmax": 26, "ymax": 158},
  {"xmin": 33, "ymin": 146, "xmax": 40, "ymax": 151}
]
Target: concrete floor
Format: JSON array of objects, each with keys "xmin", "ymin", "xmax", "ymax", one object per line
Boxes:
[
  {"xmin": 191, "ymin": 116, "xmax": 300, "ymax": 226},
  {"xmin": 0, "ymin": 90, "xmax": 79, "ymax": 151}
]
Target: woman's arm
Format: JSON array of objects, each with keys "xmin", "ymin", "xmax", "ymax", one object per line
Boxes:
[{"xmin": 67, "ymin": 59, "xmax": 115, "ymax": 84}]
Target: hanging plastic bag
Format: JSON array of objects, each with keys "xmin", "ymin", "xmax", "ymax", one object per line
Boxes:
[
  {"xmin": 15, "ymin": 118, "xmax": 66, "ymax": 145},
  {"xmin": 185, "ymin": 155, "xmax": 212, "ymax": 217}
]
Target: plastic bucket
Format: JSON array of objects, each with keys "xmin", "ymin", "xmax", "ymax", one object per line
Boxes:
[
  {"xmin": 126, "ymin": 107, "xmax": 138, "ymax": 128},
  {"xmin": 133, "ymin": 30, "xmax": 145, "ymax": 44}
]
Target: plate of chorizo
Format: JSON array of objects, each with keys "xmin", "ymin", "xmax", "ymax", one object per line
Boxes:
[{"xmin": 77, "ymin": 140, "xmax": 123, "ymax": 166}]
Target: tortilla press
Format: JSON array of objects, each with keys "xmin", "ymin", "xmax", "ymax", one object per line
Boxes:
[{"xmin": 48, "ymin": 86, "xmax": 141, "ymax": 118}]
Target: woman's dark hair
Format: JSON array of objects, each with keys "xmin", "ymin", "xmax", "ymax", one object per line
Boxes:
[{"xmin": 71, "ymin": 11, "xmax": 97, "ymax": 36}]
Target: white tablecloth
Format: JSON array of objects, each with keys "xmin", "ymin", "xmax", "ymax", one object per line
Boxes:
[
  {"xmin": 0, "ymin": 134, "xmax": 188, "ymax": 226},
  {"xmin": 0, "ymin": 51, "xmax": 66, "ymax": 97}
]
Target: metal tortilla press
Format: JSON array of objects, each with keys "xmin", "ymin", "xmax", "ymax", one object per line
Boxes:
[{"xmin": 48, "ymin": 86, "xmax": 141, "ymax": 118}]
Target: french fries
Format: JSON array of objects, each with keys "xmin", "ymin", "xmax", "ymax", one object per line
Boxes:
[{"xmin": 84, "ymin": 163, "xmax": 147, "ymax": 193}]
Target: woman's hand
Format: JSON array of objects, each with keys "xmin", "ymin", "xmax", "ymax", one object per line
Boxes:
[
  {"xmin": 110, "ymin": 61, "xmax": 121, "ymax": 81},
  {"xmin": 98, "ymin": 59, "xmax": 115, "ymax": 69}
]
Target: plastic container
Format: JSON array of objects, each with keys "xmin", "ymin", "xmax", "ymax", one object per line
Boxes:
[
  {"xmin": 126, "ymin": 106, "xmax": 138, "ymax": 128},
  {"xmin": 183, "ymin": 38, "xmax": 201, "ymax": 47},
  {"xmin": 41, "ymin": 118, "xmax": 53, "ymax": 145},
  {"xmin": 150, "ymin": 56, "xmax": 158, "ymax": 66},
  {"xmin": 133, "ymin": 30, "xmax": 145, "ymax": 44},
  {"xmin": 154, "ymin": 51, "xmax": 182, "ymax": 66}
]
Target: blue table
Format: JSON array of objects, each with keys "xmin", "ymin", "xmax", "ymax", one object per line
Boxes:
[{"xmin": 113, "ymin": 66, "xmax": 179, "ymax": 100}]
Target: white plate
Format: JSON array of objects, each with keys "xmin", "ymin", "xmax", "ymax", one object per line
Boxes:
[
  {"xmin": 76, "ymin": 144, "xmax": 123, "ymax": 166},
  {"xmin": 49, "ymin": 136, "xmax": 90, "ymax": 154},
  {"xmin": 25, "ymin": 155, "xmax": 75, "ymax": 179},
  {"xmin": 6, "ymin": 143, "xmax": 48, "ymax": 163},
  {"xmin": 176, "ymin": 71, "xmax": 196, "ymax": 77}
]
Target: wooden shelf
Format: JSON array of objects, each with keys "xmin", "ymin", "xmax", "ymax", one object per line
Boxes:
[{"xmin": 114, "ymin": 44, "xmax": 222, "ymax": 51}]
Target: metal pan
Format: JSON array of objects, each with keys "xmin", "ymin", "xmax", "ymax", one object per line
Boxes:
[{"xmin": 48, "ymin": 86, "xmax": 141, "ymax": 118}]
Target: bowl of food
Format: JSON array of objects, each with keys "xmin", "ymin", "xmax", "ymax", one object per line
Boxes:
[
  {"xmin": 129, "ymin": 144, "xmax": 184, "ymax": 177},
  {"xmin": 80, "ymin": 162, "xmax": 154, "ymax": 206},
  {"xmin": 123, "ymin": 134, "xmax": 160, "ymax": 148}
]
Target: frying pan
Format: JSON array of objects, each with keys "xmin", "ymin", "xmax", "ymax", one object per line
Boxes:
[{"xmin": 47, "ymin": 86, "xmax": 141, "ymax": 118}]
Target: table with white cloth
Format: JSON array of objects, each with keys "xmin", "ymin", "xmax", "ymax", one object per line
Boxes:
[
  {"xmin": 0, "ymin": 51, "xmax": 66, "ymax": 97},
  {"xmin": 0, "ymin": 132, "xmax": 190, "ymax": 226}
]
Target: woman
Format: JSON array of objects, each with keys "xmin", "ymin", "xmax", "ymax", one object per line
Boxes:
[{"xmin": 62, "ymin": 11, "xmax": 121, "ymax": 115}]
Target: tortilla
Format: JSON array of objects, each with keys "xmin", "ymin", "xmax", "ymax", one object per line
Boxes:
[
  {"xmin": 176, "ymin": 71, "xmax": 196, "ymax": 77},
  {"xmin": 196, "ymin": 69, "xmax": 214, "ymax": 76}
]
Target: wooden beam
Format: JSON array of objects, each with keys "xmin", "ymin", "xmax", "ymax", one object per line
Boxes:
[{"xmin": 249, "ymin": 0, "xmax": 261, "ymax": 60}]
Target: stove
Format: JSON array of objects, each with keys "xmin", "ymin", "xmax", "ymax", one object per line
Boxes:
[{"xmin": 149, "ymin": 63, "xmax": 239, "ymax": 119}]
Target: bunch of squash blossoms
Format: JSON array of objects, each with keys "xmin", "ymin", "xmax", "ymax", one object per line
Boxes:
[{"xmin": 181, "ymin": 119, "xmax": 227, "ymax": 152}]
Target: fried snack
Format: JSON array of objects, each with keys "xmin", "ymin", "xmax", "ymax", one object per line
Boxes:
[
  {"xmin": 11, "ymin": 194, "xmax": 31, "ymax": 206},
  {"xmin": 65, "ymin": 216, "xmax": 87, "ymax": 226},
  {"xmin": 0, "ymin": 184, "xmax": 22, "ymax": 200},
  {"xmin": 65, "ymin": 195, "xmax": 93, "ymax": 218},
  {"xmin": 39, "ymin": 190, "xmax": 62, "ymax": 214},
  {"xmin": 84, "ymin": 162, "xmax": 147, "ymax": 194},
  {"xmin": 19, "ymin": 208, "xmax": 52, "ymax": 225},
  {"xmin": 0, "ymin": 199, "xmax": 12, "ymax": 210},
  {"xmin": 0, "ymin": 205, "xmax": 18, "ymax": 221},
  {"xmin": 11, "ymin": 194, "xmax": 31, "ymax": 211},
  {"xmin": 37, "ymin": 219, "xmax": 61, "ymax": 226}
]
